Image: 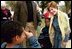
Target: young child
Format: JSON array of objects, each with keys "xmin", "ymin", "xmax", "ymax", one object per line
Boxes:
[
  {"xmin": 1, "ymin": 21, "xmax": 41, "ymax": 48},
  {"xmin": 38, "ymin": 18, "xmax": 52, "ymax": 48}
]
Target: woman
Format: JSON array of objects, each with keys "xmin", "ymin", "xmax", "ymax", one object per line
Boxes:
[{"xmin": 48, "ymin": 1, "xmax": 71, "ymax": 48}]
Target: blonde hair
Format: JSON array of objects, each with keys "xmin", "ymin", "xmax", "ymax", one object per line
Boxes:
[{"xmin": 47, "ymin": 1, "xmax": 58, "ymax": 9}]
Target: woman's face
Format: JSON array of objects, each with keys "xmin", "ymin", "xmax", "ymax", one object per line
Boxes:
[{"xmin": 49, "ymin": 7, "xmax": 57, "ymax": 15}]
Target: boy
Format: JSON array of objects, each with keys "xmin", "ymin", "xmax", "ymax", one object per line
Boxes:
[{"xmin": 1, "ymin": 21, "xmax": 41, "ymax": 48}]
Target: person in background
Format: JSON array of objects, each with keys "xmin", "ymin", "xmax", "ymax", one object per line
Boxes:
[
  {"xmin": 1, "ymin": 3, "xmax": 12, "ymax": 44},
  {"xmin": 1, "ymin": 4, "xmax": 12, "ymax": 23}
]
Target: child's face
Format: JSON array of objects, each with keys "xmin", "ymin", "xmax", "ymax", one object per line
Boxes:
[
  {"xmin": 14, "ymin": 28, "xmax": 26, "ymax": 44},
  {"xmin": 45, "ymin": 19, "xmax": 50, "ymax": 27}
]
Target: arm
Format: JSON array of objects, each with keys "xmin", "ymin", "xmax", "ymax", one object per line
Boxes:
[
  {"xmin": 28, "ymin": 36, "xmax": 41, "ymax": 48},
  {"xmin": 24, "ymin": 31, "xmax": 41, "ymax": 48},
  {"xmin": 63, "ymin": 13, "xmax": 71, "ymax": 42}
]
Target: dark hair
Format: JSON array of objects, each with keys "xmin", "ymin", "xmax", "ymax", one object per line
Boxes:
[{"xmin": 1, "ymin": 21, "xmax": 24, "ymax": 43}]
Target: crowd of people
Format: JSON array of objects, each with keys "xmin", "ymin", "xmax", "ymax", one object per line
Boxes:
[{"xmin": 1, "ymin": 1, "xmax": 71, "ymax": 48}]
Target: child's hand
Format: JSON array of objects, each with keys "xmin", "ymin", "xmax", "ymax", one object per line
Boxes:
[{"xmin": 24, "ymin": 30, "xmax": 33, "ymax": 39}]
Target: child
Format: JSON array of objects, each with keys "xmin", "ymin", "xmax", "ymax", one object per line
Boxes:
[
  {"xmin": 1, "ymin": 21, "xmax": 41, "ymax": 48},
  {"xmin": 38, "ymin": 18, "xmax": 52, "ymax": 48}
]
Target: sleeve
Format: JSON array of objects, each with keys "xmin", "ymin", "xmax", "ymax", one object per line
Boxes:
[
  {"xmin": 63, "ymin": 13, "xmax": 71, "ymax": 42},
  {"xmin": 64, "ymin": 13, "xmax": 71, "ymax": 34},
  {"xmin": 28, "ymin": 36, "xmax": 41, "ymax": 48}
]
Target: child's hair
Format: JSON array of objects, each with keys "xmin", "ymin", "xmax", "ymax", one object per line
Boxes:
[{"xmin": 1, "ymin": 21, "xmax": 24, "ymax": 43}]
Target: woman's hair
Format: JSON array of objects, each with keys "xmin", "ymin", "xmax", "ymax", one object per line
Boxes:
[{"xmin": 47, "ymin": 1, "xmax": 58, "ymax": 9}]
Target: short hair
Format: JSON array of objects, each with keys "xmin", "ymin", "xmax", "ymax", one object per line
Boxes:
[
  {"xmin": 47, "ymin": 1, "xmax": 58, "ymax": 9},
  {"xmin": 1, "ymin": 21, "xmax": 24, "ymax": 43}
]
